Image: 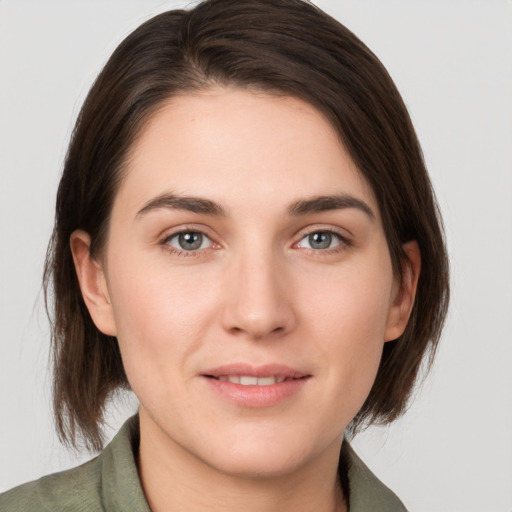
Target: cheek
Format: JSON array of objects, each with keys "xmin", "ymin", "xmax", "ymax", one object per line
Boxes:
[
  {"xmin": 105, "ymin": 253, "xmax": 220, "ymax": 378},
  {"xmin": 303, "ymin": 256, "xmax": 394, "ymax": 344},
  {"xmin": 300, "ymin": 256, "xmax": 394, "ymax": 408},
  {"xmin": 312, "ymin": 291, "xmax": 388, "ymax": 388}
]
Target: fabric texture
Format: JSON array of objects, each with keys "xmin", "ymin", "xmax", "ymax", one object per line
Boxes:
[{"xmin": 0, "ymin": 416, "xmax": 407, "ymax": 511}]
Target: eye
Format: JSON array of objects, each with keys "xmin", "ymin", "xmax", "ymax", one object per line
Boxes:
[
  {"xmin": 297, "ymin": 231, "xmax": 344, "ymax": 250},
  {"xmin": 165, "ymin": 231, "xmax": 212, "ymax": 251}
]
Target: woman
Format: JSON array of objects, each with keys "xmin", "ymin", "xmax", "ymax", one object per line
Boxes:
[{"xmin": 0, "ymin": 0, "xmax": 449, "ymax": 510}]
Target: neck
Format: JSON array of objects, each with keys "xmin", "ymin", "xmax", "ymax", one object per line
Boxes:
[{"xmin": 137, "ymin": 413, "xmax": 347, "ymax": 512}]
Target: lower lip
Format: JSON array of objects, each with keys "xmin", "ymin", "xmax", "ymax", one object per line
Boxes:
[{"xmin": 202, "ymin": 377, "xmax": 309, "ymax": 408}]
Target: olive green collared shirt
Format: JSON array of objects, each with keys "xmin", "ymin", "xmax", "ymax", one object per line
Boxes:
[{"xmin": 0, "ymin": 416, "xmax": 407, "ymax": 511}]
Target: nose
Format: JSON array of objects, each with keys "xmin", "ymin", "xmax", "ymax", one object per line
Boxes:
[{"xmin": 220, "ymin": 249, "xmax": 297, "ymax": 340}]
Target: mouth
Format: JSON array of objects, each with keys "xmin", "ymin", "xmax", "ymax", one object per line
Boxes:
[
  {"xmin": 201, "ymin": 363, "xmax": 311, "ymax": 407},
  {"xmin": 201, "ymin": 364, "xmax": 310, "ymax": 407},
  {"xmin": 205, "ymin": 375, "xmax": 300, "ymax": 385}
]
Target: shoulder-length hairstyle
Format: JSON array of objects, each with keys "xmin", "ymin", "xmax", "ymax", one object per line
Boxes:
[{"xmin": 44, "ymin": 0, "xmax": 449, "ymax": 451}]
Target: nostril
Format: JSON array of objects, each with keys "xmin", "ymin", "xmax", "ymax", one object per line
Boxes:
[{"xmin": 221, "ymin": 293, "xmax": 297, "ymax": 340}]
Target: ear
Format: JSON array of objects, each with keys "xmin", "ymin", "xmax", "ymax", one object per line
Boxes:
[
  {"xmin": 70, "ymin": 230, "xmax": 117, "ymax": 336},
  {"xmin": 384, "ymin": 240, "xmax": 421, "ymax": 342}
]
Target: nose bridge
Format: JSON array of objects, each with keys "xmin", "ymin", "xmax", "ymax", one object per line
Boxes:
[{"xmin": 222, "ymin": 243, "xmax": 295, "ymax": 339}]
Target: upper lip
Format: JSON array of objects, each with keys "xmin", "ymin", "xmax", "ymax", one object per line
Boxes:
[{"xmin": 202, "ymin": 363, "xmax": 309, "ymax": 379}]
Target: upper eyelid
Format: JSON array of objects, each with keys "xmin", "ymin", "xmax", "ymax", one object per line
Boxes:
[
  {"xmin": 299, "ymin": 230, "xmax": 344, "ymax": 241},
  {"xmin": 293, "ymin": 224, "xmax": 353, "ymax": 241},
  {"xmin": 164, "ymin": 231, "xmax": 212, "ymax": 242},
  {"xmin": 160, "ymin": 225, "xmax": 216, "ymax": 242}
]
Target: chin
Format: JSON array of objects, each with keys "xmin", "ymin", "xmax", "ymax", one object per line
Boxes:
[
  {"xmin": 207, "ymin": 448, "xmax": 309, "ymax": 479},
  {"xmin": 197, "ymin": 427, "xmax": 327, "ymax": 479}
]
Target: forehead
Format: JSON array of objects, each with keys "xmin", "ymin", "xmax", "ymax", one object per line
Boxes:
[{"xmin": 116, "ymin": 87, "xmax": 378, "ymax": 216}]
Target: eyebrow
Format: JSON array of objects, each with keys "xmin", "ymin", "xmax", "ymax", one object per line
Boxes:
[
  {"xmin": 288, "ymin": 194, "xmax": 375, "ymax": 219},
  {"xmin": 137, "ymin": 193, "xmax": 226, "ymax": 217},
  {"xmin": 136, "ymin": 192, "xmax": 375, "ymax": 220}
]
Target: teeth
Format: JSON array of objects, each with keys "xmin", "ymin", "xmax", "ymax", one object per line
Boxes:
[
  {"xmin": 217, "ymin": 375, "xmax": 288, "ymax": 385},
  {"xmin": 239, "ymin": 376, "xmax": 258, "ymax": 385},
  {"xmin": 256, "ymin": 376, "xmax": 276, "ymax": 386}
]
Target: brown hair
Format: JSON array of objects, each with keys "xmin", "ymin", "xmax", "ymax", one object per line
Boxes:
[{"xmin": 44, "ymin": 0, "xmax": 449, "ymax": 451}]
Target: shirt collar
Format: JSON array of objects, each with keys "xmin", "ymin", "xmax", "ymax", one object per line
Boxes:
[{"xmin": 100, "ymin": 415, "xmax": 407, "ymax": 511}]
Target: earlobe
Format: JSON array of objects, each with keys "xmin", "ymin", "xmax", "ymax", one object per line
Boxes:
[
  {"xmin": 70, "ymin": 230, "xmax": 117, "ymax": 336},
  {"xmin": 384, "ymin": 240, "xmax": 421, "ymax": 342}
]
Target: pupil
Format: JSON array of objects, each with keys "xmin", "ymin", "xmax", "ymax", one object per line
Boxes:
[
  {"xmin": 309, "ymin": 232, "xmax": 331, "ymax": 249},
  {"xmin": 179, "ymin": 232, "xmax": 202, "ymax": 250}
]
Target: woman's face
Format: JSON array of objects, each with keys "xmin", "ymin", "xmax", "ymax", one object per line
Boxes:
[{"xmin": 75, "ymin": 88, "xmax": 415, "ymax": 478}]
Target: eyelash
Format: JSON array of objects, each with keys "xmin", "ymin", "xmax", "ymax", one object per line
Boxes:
[
  {"xmin": 160, "ymin": 228, "xmax": 216, "ymax": 258},
  {"xmin": 294, "ymin": 227, "xmax": 352, "ymax": 256},
  {"xmin": 159, "ymin": 227, "xmax": 352, "ymax": 258}
]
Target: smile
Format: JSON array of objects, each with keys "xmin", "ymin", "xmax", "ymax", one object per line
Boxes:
[
  {"xmin": 211, "ymin": 375, "xmax": 290, "ymax": 385},
  {"xmin": 202, "ymin": 364, "xmax": 310, "ymax": 407}
]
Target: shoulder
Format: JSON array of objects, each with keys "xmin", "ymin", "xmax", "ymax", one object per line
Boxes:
[
  {"xmin": 0, "ymin": 457, "xmax": 103, "ymax": 512},
  {"xmin": 0, "ymin": 415, "xmax": 148, "ymax": 512},
  {"xmin": 344, "ymin": 442, "xmax": 408, "ymax": 512}
]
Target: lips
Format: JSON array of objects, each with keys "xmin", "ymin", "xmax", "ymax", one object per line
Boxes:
[
  {"xmin": 202, "ymin": 363, "xmax": 308, "ymax": 382},
  {"xmin": 201, "ymin": 364, "xmax": 310, "ymax": 407},
  {"xmin": 215, "ymin": 375, "xmax": 288, "ymax": 385}
]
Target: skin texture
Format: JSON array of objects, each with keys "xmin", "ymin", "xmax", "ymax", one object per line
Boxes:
[{"xmin": 71, "ymin": 88, "xmax": 420, "ymax": 512}]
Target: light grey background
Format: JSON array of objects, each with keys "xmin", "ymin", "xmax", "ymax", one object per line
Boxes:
[{"xmin": 1, "ymin": 1, "xmax": 511, "ymax": 510}]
